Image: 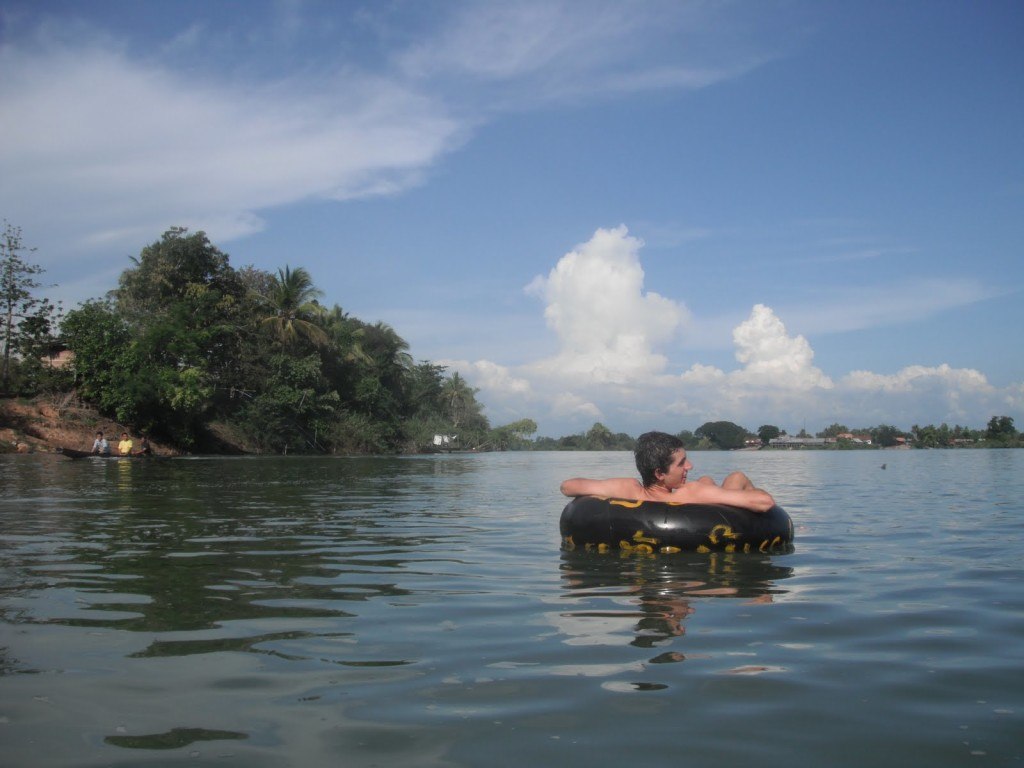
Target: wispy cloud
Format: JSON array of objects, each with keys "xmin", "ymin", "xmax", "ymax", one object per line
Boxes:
[
  {"xmin": 0, "ymin": 40, "xmax": 462, "ymax": 262},
  {"xmin": 0, "ymin": 1, "xmax": 786, "ymax": 287},
  {"xmin": 395, "ymin": 0, "xmax": 783, "ymax": 105},
  {"xmin": 778, "ymin": 278, "xmax": 1004, "ymax": 336}
]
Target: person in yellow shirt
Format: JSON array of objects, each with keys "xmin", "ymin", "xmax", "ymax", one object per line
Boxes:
[{"xmin": 117, "ymin": 432, "xmax": 133, "ymax": 456}]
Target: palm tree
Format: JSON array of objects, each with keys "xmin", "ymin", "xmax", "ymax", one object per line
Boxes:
[
  {"xmin": 440, "ymin": 372, "xmax": 476, "ymax": 429},
  {"xmin": 322, "ymin": 305, "xmax": 371, "ymax": 364},
  {"xmin": 259, "ymin": 266, "xmax": 328, "ymax": 347},
  {"xmin": 363, "ymin": 322, "xmax": 413, "ymax": 376}
]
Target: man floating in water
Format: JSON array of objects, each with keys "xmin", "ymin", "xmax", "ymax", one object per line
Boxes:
[{"xmin": 560, "ymin": 431, "xmax": 775, "ymax": 512}]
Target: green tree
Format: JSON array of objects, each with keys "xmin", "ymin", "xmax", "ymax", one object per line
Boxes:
[
  {"xmin": 117, "ymin": 228, "xmax": 242, "ymax": 328},
  {"xmin": 321, "ymin": 304, "xmax": 369, "ymax": 364},
  {"xmin": 757, "ymin": 424, "xmax": 781, "ymax": 446},
  {"xmin": 585, "ymin": 422, "xmax": 614, "ymax": 450},
  {"xmin": 872, "ymin": 424, "xmax": 904, "ymax": 448},
  {"xmin": 60, "ymin": 301, "xmax": 134, "ymax": 417},
  {"xmin": 437, "ymin": 371, "xmax": 489, "ymax": 448},
  {"xmin": 1, "ymin": 222, "xmax": 60, "ymax": 391},
  {"xmin": 116, "ymin": 227, "xmax": 248, "ymax": 396},
  {"xmin": 439, "ymin": 371, "xmax": 474, "ymax": 429},
  {"xmin": 695, "ymin": 421, "xmax": 749, "ymax": 450},
  {"xmin": 675, "ymin": 430, "xmax": 699, "ymax": 449},
  {"xmin": 986, "ymin": 416, "xmax": 1017, "ymax": 444},
  {"xmin": 236, "ymin": 353, "xmax": 339, "ymax": 453},
  {"xmin": 350, "ymin": 321, "xmax": 413, "ymax": 428},
  {"xmin": 65, "ymin": 229, "xmax": 251, "ymax": 443},
  {"xmin": 258, "ymin": 266, "xmax": 328, "ymax": 347},
  {"xmin": 819, "ymin": 423, "xmax": 849, "ymax": 438},
  {"xmin": 488, "ymin": 418, "xmax": 538, "ymax": 450}
]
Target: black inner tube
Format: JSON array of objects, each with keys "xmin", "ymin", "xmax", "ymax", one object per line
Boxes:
[{"xmin": 560, "ymin": 496, "xmax": 794, "ymax": 554}]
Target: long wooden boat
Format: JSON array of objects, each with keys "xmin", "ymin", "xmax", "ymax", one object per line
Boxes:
[{"xmin": 58, "ymin": 446, "xmax": 155, "ymax": 460}]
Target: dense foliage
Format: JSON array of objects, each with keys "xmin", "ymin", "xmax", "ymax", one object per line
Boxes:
[{"xmin": 56, "ymin": 228, "xmax": 507, "ymax": 453}]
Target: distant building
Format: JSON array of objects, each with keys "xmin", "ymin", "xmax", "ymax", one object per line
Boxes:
[
  {"xmin": 769, "ymin": 436, "xmax": 827, "ymax": 447},
  {"xmin": 41, "ymin": 343, "xmax": 74, "ymax": 369}
]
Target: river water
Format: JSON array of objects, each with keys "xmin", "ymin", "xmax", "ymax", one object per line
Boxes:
[{"xmin": 0, "ymin": 449, "xmax": 1021, "ymax": 767}]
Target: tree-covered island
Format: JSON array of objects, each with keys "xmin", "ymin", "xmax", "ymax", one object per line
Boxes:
[
  {"xmin": 2, "ymin": 225, "xmax": 532, "ymax": 454},
  {"xmin": 1, "ymin": 224, "xmax": 1020, "ymax": 454}
]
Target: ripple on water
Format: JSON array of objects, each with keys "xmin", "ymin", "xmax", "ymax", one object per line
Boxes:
[{"xmin": 1, "ymin": 451, "xmax": 1022, "ymax": 767}]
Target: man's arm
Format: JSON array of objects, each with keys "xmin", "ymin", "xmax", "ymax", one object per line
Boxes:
[
  {"xmin": 560, "ymin": 477, "xmax": 643, "ymax": 499},
  {"xmin": 681, "ymin": 481, "xmax": 775, "ymax": 512}
]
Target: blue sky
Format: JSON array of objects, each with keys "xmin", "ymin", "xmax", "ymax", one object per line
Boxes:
[{"xmin": 2, "ymin": 0, "xmax": 1021, "ymax": 437}]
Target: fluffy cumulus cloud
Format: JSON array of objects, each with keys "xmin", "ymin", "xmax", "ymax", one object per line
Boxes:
[
  {"xmin": 842, "ymin": 364, "xmax": 990, "ymax": 394},
  {"xmin": 524, "ymin": 226, "xmax": 689, "ymax": 384},
  {"xmin": 663, "ymin": 305, "xmax": 834, "ymax": 425},
  {"xmin": 730, "ymin": 304, "xmax": 833, "ymax": 389},
  {"xmin": 451, "ymin": 228, "xmax": 1020, "ymax": 436},
  {"xmin": 837, "ymin": 364, "xmax": 999, "ymax": 425}
]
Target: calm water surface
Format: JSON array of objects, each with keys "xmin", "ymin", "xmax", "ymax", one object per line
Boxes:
[{"xmin": 1, "ymin": 450, "xmax": 1021, "ymax": 767}]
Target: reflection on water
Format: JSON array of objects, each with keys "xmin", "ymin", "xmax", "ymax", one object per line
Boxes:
[
  {"xmin": 105, "ymin": 726, "xmax": 248, "ymax": 750},
  {"xmin": 1, "ymin": 451, "xmax": 1022, "ymax": 767},
  {"xmin": 557, "ymin": 551, "xmax": 793, "ymax": 655}
]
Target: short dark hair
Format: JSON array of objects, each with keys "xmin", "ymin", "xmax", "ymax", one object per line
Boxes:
[{"xmin": 634, "ymin": 431, "xmax": 684, "ymax": 487}]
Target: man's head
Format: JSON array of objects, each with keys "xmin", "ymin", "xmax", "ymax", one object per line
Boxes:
[{"xmin": 634, "ymin": 431, "xmax": 685, "ymax": 487}]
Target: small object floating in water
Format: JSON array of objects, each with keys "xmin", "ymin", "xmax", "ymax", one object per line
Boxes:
[
  {"xmin": 560, "ymin": 496, "xmax": 794, "ymax": 554},
  {"xmin": 881, "ymin": 463, "xmax": 887, "ymax": 470}
]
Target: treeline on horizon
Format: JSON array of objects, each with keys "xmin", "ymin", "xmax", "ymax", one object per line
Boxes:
[
  {"xmin": 532, "ymin": 417, "xmax": 1021, "ymax": 451},
  {"xmin": 2, "ymin": 224, "xmax": 1020, "ymax": 454}
]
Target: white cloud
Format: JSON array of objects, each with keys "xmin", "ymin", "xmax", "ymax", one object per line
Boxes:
[
  {"xmin": 0, "ymin": 41, "xmax": 462, "ymax": 264},
  {"xmin": 455, "ymin": 230, "xmax": 1020, "ymax": 435},
  {"xmin": 842, "ymin": 364, "xmax": 991, "ymax": 395},
  {"xmin": 524, "ymin": 225, "xmax": 689, "ymax": 384},
  {"xmin": 731, "ymin": 304, "xmax": 833, "ymax": 389},
  {"xmin": 0, "ymin": 4, "xmax": 785, "ymax": 307},
  {"xmin": 395, "ymin": 0, "xmax": 778, "ymax": 106},
  {"xmin": 441, "ymin": 359, "xmax": 532, "ymax": 398},
  {"xmin": 837, "ymin": 364, "xmax": 998, "ymax": 424},
  {"xmin": 679, "ymin": 363, "xmax": 727, "ymax": 386},
  {"xmin": 551, "ymin": 392, "xmax": 603, "ymax": 422}
]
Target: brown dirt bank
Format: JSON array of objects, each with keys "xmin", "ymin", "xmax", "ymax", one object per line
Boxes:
[{"xmin": 0, "ymin": 396, "xmax": 245, "ymax": 456}]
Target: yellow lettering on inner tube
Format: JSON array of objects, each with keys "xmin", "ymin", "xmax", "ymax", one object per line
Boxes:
[
  {"xmin": 609, "ymin": 499, "xmax": 645, "ymax": 509},
  {"xmin": 608, "ymin": 498, "xmax": 687, "ymax": 508},
  {"xmin": 708, "ymin": 524, "xmax": 739, "ymax": 545},
  {"xmin": 631, "ymin": 530, "xmax": 659, "ymax": 545}
]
